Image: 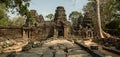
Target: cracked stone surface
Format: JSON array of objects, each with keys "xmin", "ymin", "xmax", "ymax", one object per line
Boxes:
[{"xmin": 0, "ymin": 39, "xmax": 92, "ymax": 57}]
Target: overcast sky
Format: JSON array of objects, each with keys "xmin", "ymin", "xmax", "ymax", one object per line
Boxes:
[
  {"xmin": 9, "ymin": 0, "xmax": 88, "ymax": 20},
  {"xmin": 30, "ymin": 0, "xmax": 88, "ymax": 20}
]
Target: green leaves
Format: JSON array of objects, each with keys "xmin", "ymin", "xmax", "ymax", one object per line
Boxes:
[
  {"xmin": 0, "ymin": 0, "xmax": 31, "ymax": 27},
  {"xmin": 0, "ymin": 0, "xmax": 31, "ymax": 16},
  {"xmin": 0, "ymin": 9, "xmax": 4, "ymax": 19},
  {"xmin": 0, "ymin": 16, "xmax": 10, "ymax": 27},
  {"xmin": 69, "ymin": 11, "xmax": 82, "ymax": 20},
  {"xmin": 46, "ymin": 14, "xmax": 54, "ymax": 21},
  {"xmin": 83, "ymin": 0, "xmax": 97, "ymax": 21},
  {"xmin": 69, "ymin": 11, "xmax": 83, "ymax": 27},
  {"xmin": 0, "ymin": 3, "xmax": 6, "ymax": 19},
  {"xmin": 83, "ymin": 0, "xmax": 120, "ymax": 28},
  {"xmin": 105, "ymin": 20, "xmax": 120, "ymax": 29},
  {"xmin": 11, "ymin": 17, "xmax": 25, "ymax": 27},
  {"xmin": 0, "ymin": 3, "xmax": 10, "ymax": 27}
]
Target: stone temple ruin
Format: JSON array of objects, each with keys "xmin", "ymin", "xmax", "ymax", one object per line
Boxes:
[
  {"xmin": 0, "ymin": 6, "xmax": 93, "ymax": 40},
  {"xmin": 53, "ymin": 6, "xmax": 70, "ymax": 37},
  {"xmin": 23, "ymin": 6, "xmax": 70, "ymax": 39},
  {"xmin": 71, "ymin": 12, "xmax": 94, "ymax": 38},
  {"xmin": 81, "ymin": 12, "xmax": 93, "ymax": 38},
  {"xmin": 1, "ymin": 6, "xmax": 120, "ymax": 57}
]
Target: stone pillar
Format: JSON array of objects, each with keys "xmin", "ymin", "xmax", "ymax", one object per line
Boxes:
[
  {"xmin": 54, "ymin": 28, "xmax": 58, "ymax": 38},
  {"xmin": 64, "ymin": 28, "xmax": 66, "ymax": 37},
  {"xmin": 23, "ymin": 30, "xmax": 27, "ymax": 38},
  {"xmin": 64, "ymin": 27, "xmax": 68, "ymax": 38}
]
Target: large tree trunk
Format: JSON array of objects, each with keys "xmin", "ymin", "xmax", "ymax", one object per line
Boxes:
[{"xmin": 96, "ymin": 0, "xmax": 104, "ymax": 38}]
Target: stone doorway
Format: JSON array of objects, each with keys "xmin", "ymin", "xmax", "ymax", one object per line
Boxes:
[{"xmin": 58, "ymin": 26, "xmax": 64, "ymax": 37}]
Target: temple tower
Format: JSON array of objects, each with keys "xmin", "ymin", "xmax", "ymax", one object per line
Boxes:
[
  {"xmin": 54, "ymin": 6, "xmax": 70, "ymax": 38},
  {"xmin": 54, "ymin": 6, "xmax": 67, "ymax": 21}
]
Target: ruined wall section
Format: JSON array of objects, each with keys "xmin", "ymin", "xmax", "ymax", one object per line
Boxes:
[
  {"xmin": 35, "ymin": 22, "xmax": 54, "ymax": 40},
  {"xmin": 0, "ymin": 27, "xmax": 23, "ymax": 39},
  {"xmin": 25, "ymin": 10, "xmax": 54, "ymax": 39}
]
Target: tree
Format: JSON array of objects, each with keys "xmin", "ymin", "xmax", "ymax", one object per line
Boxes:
[
  {"xmin": 0, "ymin": 3, "xmax": 11, "ymax": 27},
  {"xmin": 100, "ymin": 0, "xmax": 120, "ymax": 25},
  {"xmin": 0, "ymin": 0, "xmax": 31, "ymax": 27},
  {"xmin": 105, "ymin": 20, "xmax": 120, "ymax": 29},
  {"xmin": 69, "ymin": 11, "xmax": 83, "ymax": 26},
  {"xmin": 0, "ymin": 3, "xmax": 6, "ymax": 19},
  {"xmin": 83, "ymin": 0, "xmax": 120, "ymax": 38},
  {"xmin": 11, "ymin": 17, "xmax": 26, "ymax": 27},
  {"xmin": 95, "ymin": 0, "xmax": 120, "ymax": 38},
  {"xmin": 114, "ymin": 0, "xmax": 120, "ymax": 19},
  {"xmin": 96, "ymin": 0, "xmax": 104, "ymax": 38},
  {"xmin": 46, "ymin": 14, "xmax": 54, "ymax": 21},
  {"xmin": 83, "ymin": 0, "xmax": 97, "ymax": 28},
  {"xmin": 0, "ymin": 0, "xmax": 31, "ymax": 16},
  {"xmin": 69, "ymin": 11, "xmax": 83, "ymax": 34},
  {"xmin": 0, "ymin": 18, "xmax": 11, "ymax": 27},
  {"xmin": 83, "ymin": 0, "xmax": 104, "ymax": 38},
  {"xmin": 105, "ymin": 20, "xmax": 120, "ymax": 37}
]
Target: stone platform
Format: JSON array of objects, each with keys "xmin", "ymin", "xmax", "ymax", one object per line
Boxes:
[{"xmin": 0, "ymin": 39, "xmax": 92, "ymax": 57}]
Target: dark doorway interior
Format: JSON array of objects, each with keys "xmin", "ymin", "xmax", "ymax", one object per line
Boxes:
[{"xmin": 58, "ymin": 26, "xmax": 64, "ymax": 37}]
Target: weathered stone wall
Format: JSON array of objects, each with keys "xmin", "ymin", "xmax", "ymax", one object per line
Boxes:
[
  {"xmin": 0, "ymin": 6, "xmax": 71, "ymax": 40},
  {"xmin": 0, "ymin": 26, "xmax": 51, "ymax": 40},
  {"xmin": 0, "ymin": 28, "xmax": 23, "ymax": 39},
  {"xmin": 33, "ymin": 22, "xmax": 54, "ymax": 40}
]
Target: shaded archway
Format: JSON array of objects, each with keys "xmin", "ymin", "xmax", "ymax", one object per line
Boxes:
[{"xmin": 58, "ymin": 26, "xmax": 64, "ymax": 37}]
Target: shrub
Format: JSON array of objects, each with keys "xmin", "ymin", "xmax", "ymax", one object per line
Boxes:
[{"xmin": 105, "ymin": 20, "xmax": 120, "ymax": 29}]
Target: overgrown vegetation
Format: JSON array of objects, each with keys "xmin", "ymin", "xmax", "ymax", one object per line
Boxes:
[
  {"xmin": 0, "ymin": 0, "xmax": 33, "ymax": 27},
  {"xmin": 83, "ymin": 0, "xmax": 120, "ymax": 37},
  {"xmin": 104, "ymin": 20, "xmax": 120, "ymax": 37},
  {"xmin": 83, "ymin": 0, "xmax": 120, "ymax": 28},
  {"xmin": 105, "ymin": 20, "xmax": 120, "ymax": 30},
  {"xmin": 0, "ymin": 3, "xmax": 10, "ymax": 27}
]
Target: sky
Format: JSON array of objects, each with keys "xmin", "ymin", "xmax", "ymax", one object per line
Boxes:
[
  {"xmin": 9, "ymin": 0, "xmax": 88, "ymax": 20},
  {"xmin": 29, "ymin": 0, "xmax": 88, "ymax": 20}
]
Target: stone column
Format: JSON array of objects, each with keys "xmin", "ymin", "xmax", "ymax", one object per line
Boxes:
[
  {"xmin": 23, "ymin": 30, "xmax": 27, "ymax": 38},
  {"xmin": 54, "ymin": 28, "xmax": 58, "ymax": 38},
  {"xmin": 64, "ymin": 27, "xmax": 67, "ymax": 38}
]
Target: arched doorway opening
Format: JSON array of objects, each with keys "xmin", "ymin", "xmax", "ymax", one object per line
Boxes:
[{"xmin": 58, "ymin": 26, "xmax": 64, "ymax": 37}]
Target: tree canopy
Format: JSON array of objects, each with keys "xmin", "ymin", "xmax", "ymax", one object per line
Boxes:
[
  {"xmin": 83, "ymin": 0, "xmax": 120, "ymax": 38},
  {"xmin": 69, "ymin": 11, "xmax": 83, "ymax": 30},
  {"xmin": 0, "ymin": 0, "xmax": 31, "ymax": 16},
  {"xmin": 69, "ymin": 11, "xmax": 83, "ymax": 25},
  {"xmin": 0, "ymin": 0, "xmax": 32, "ymax": 27},
  {"xmin": 83, "ymin": 0, "xmax": 120, "ymax": 23},
  {"xmin": 46, "ymin": 14, "xmax": 54, "ymax": 21},
  {"xmin": 11, "ymin": 17, "xmax": 26, "ymax": 27},
  {"xmin": 105, "ymin": 20, "xmax": 120, "ymax": 29},
  {"xmin": 0, "ymin": 3, "xmax": 10, "ymax": 27}
]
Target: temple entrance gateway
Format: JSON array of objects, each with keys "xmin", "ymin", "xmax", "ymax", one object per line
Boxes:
[
  {"xmin": 58, "ymin": 26, "xmax": 64, "ymax": 37},
  {"xmin": 23, "ymin": 6, "xmax": 70, "ymax": 38},
  {"xmin": 53, "ymin": 6, "xmax": 70, "ymax": 38}
]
